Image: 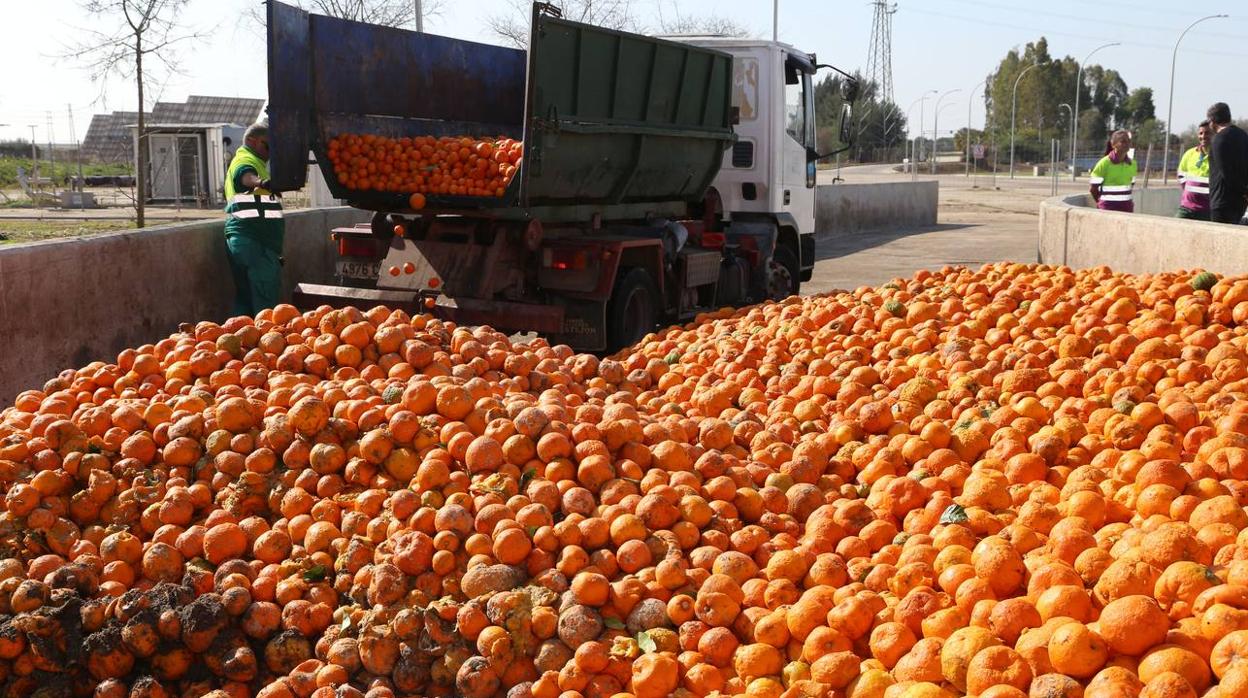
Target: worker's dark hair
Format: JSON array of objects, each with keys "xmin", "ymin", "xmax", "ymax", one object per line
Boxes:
[
  {"xmin": 1207, "ymin": 102, "xmax": 1232, "ymax": 126},
  {"xmin": 1199, "ymin": 120, "xmax": 1210, "ymax": 129},
  {"xmin": 1103, "ymin": 129, "xmax": 1130, "ymax": 155}
]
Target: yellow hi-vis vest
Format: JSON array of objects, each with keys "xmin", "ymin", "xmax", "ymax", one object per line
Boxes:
[{"xmin": 224, "ymin": 145, "xmax": 284, "ymax": 248}]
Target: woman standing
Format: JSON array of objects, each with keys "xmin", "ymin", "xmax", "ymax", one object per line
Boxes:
[{"xmin": 1089, "ymin": 130, "xmax": 1137, "ymax": 213}]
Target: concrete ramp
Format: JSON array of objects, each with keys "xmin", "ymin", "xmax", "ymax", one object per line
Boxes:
[
  {"xmin": 1039, "ymin": 189, "xmax": 1248, "ymax": 274},
  {"xmin": 815, "ymin": 181, "xmax": 939, "ymax": 237}
]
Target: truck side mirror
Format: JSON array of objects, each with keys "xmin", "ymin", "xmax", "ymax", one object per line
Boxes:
[
  {"xmin": 841, "ymin": 80, "xmax": 859, "ymax": 103},
  {"xmin": 839, "ymin": 104, "xmax": 853, "ymax": 146}
]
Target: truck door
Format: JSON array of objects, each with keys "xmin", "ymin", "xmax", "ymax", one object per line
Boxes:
[{"xmin": 780, "ymin": 54, "xmax": 817, "ymax": 236}]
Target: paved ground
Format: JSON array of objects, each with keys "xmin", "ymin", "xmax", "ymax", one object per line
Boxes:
[{"xmin": 803, "ymin": 163, "xmax": 1088, "ymax": 292}]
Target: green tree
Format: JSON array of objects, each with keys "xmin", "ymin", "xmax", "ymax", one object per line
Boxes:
[
  {"xmin": 1121, "ymin": 88, "xmax": 1156, "ymax": 131},
  {"xmin": 814, "ymin": 73, "xmax": 906, "ymax": 162},
  {"xmin": 984, "ymin": 37, "xmax": 1166, "ymax": 167}
]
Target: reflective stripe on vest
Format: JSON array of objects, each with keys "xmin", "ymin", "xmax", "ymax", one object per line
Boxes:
[
  {"xmin": 224, "ymin": 146, "xmax": 283, "ymax": 224},
  {"xmin": 230, "ymin": 208, "xmax": 285, "ymax": 219},
  {"xmin": 1100, "ymin": 184, "xmax": 1133, "ymax": 202},
  {"xmin": 1180, "ymin": 170, "xmax": 1211, "ymax": 195},
  {"xmin": 228, "ymin": 192, "xmax": 283, "ymax": 220}
]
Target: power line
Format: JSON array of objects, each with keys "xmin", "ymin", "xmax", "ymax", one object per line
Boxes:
[
  {"xmin": 1042, "ymin": 0, "xmax": 1248, "ymax": 25},
  {"xmin": 941, "ymin": 0, "xmax": 1248, "ymax": 41},
  {"xmin": 905, "ymin": 6, "xmax": 1248, "ymax": 59}
]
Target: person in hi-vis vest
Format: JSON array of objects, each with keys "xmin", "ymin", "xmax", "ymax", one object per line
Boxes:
[
  {"xmin": 1176, "ymin": 121, "xmax": 1212, "ymax": 221},
  {"xmin": 224, "ymin": 124, "xmax": 284, "ymax": 317},
  {"xmin": 1089, "ymin": 130, "xmax": 1137, "ymax": 213}
]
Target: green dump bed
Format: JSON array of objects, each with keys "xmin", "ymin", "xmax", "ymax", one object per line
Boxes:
[{"xmin": 266, "ymin": 2, "xmax": 735, "ymax": 215}]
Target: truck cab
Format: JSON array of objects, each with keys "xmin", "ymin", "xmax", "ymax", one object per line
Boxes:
[{"xmin": 673, "ymin": 38, "xmax": 824, "ymax": 284}]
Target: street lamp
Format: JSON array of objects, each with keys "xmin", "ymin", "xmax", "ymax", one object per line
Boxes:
[
  {"xmin": 967, "ymin": 80, "xmax": 986, "ymax": 177},
  {"xmin": 1162, "ymin": 14, "xmax": 1228, "ymax": 183},
  {"xmin": 1059, "ymin": 103, "xmax": 1073, "ymax": 174},
  {"xmin": 933, "ymin": 89, "xmax": 962, "ymax": 174},
  {"xmin": 905, "ymin": 95, "xmax": 927, "ymax": 165},
  {"xmin": 414, "ymin": 0, "xmax": 423, "ymax": 30},
  {"xmin": 1009, "ymin": 61, "xmax": 1042, "ymax": 179},
  {"xmin": 918, "ymin": 90, "xmax": 937, "ymax": 165},
  {"xmin": 908, "ymin": 90, "xmax": 937, "ymax": 176},
  {"xmin": 1072, "ymin": 42, "xmax": 1120, "ymax": 181}
]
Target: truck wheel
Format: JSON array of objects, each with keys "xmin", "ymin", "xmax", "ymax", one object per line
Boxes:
[
  {"xmin": 370, "ymin": 212, "xmax": 396, "ymax": 244},
  {"xmin": 767, "ymin": 245, "xmax": 801, "ymax": 300},
  {"xmin": 607, "ymin": 268, "xmax": 659, "ymax": 351}
]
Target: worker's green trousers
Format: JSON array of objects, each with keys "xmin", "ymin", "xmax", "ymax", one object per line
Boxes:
[{"xmin": 225, "ymin": 233, "xmax": 282, "ymax": 318}]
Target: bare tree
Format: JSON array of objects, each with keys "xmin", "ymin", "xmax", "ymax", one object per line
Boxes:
[
  {"xmin": 488, "ymin": 0, "xmax": 638, "ymax": 48},
  {"xmin": 65, "ymin": 0, "xmax": 206, "ymax": 228},
  {"xmin": 247, "ymin": 0, "xmax": 445, "ymax": 31},
  {"xmin": 654, "ymin": 0, "xmax": 752, "ymax": 37},
  {"xmin": 656, "ymin": 15, "xmax": 751, "ymax": 37},
  {"xmin": 488, "ymin": 0, "xmax": 750, "ymax": 48}
]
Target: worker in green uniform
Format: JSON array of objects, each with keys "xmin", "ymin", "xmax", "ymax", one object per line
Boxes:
[{"xmin": 224, "ymin": 124, "xmax": 284, "ymax": 317}]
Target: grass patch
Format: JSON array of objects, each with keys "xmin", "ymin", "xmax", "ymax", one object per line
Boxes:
[
  {"xmin": 0, "ymin": 158, "xmax": 132, "ymax": 188},
  {"xmin": 0, "ymin": 220, "xmax": 132, "ymax": 244}
]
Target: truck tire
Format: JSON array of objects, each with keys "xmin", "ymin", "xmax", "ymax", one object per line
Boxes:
[
  {"xmin": 370, "ymin": 211, "xmax": 396, "ymax": 244},
  {"xmin": 767, "ymin": 245, "xmax": 801, "ymax": 300},
  {"xmin": 607, "ymin": 267, "xmax": 659, "ymax": 351}
]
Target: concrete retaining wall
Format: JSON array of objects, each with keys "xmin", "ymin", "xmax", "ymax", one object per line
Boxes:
[
  {"xmin": 1039, "ymin": 192, "xmax": 1248, "ymax": 275},
  {"xmin": 0, "ymin": 207, "xmax": 364, "ymax": 403},
  {"xmin": 1065, "ymin": 187, "xmax": 1182, "ymax": 217},
  {"xmin": 1135, "ymin": 188, "xmax": 1183, "ymax": 217},
  {"xmin": 815, "ymin": 181, "xmax": 939, "ymax": 236}
]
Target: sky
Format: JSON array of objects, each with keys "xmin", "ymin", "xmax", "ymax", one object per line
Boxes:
[{"xmin": 2, "ymin": 0, "xmax": 1246, "ymax": 145}]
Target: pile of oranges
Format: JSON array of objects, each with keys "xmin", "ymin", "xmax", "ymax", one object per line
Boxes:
[
  {"xmin": 325, "ymin": 134, "xmax": 522, "ymax": 203},
  {"xmin": 10, "ymin": 262, "xmax": 1248, "ymax": 697}
]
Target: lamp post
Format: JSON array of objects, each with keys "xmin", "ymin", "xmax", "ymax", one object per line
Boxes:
[
  {"xmin": 414, "ymin": 0, "xmax": 423, "ymax": 30},
  {"xmin": 908, "ymin": 90, "xmax": 936, "ymax": 177},
  {"xmin": 933, "ymin": 89, "xmax": 962, "ymax": 174},
  {"xmin": 1058, "ymin": 104, "xmax": 1072, "ymax": 175},
  {"xmin": 917, "ymin": 90, "xmax": 936, "ymax": 165},
  {"xmin": 908, "ymin": 94, "xmax": 928, "ymax": 164},
  {"xmin": 905, "ymin": 95, "xmax": 926, "ymax": 168},
  {"xmin": 1072, "ymin": 42, "xmax": 1120, "ymax": 181},
  {"xmin": 1162, "ymin": 14, "xmax": 1228, "ymax": 183},
  {"xmin": 1009, "ymin": 61, "xmax": 1042, "ymax": 179},
  {"xmin": 967, "ymin": 80, "xmax": 986, "ymax": 177}
]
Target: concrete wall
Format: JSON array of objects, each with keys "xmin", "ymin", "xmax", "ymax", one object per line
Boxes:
[
  {"xmin": 1066, "ymin": 187, "xmax": 1182, "ymax": 218},
  {"xmin": 815, "ymin": 181, "xmax": 939, "ymax": 236},
  {"xmin": 0, "ymin": 207, "xmax": 364, "ymax": 403},
  {"xmin": 1039, "ymin": 192, "xmax": 1248, "ymax": 275}
]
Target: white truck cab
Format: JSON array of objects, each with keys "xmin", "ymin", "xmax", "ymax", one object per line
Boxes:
[{"xmin": 665, "ymin": 36, "xmax": 856, "ymax": 284}]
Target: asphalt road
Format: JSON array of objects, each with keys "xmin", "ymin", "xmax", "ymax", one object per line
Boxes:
[{"xmin": 803, "ymin": 161, "xmax": 1072, "ymax": 292}]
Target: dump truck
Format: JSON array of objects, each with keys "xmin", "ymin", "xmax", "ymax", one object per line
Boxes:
[{"xmin": 267, "ymin": 1, "xmax": 857, "ymax": 352}]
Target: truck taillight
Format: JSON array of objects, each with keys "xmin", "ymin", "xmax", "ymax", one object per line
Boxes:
[
  {"xmin": 700, "ymin": 232, "xmax": 725, "ymax": 249},
  {"xmin": 338, "ymin": 237, "xmax": 378, "ymax": 258},
  {"xmin": 542, "ymin": 248, "xmax": 589, "ymax": 270}
]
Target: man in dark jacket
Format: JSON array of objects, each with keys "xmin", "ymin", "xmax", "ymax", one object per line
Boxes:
[{"xmin": 1207, "ymin": 102, "xmax": 1248, "ymax": 224}]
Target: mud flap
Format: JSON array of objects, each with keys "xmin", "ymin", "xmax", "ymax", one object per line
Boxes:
[
  {"xmin": 549, "ymin": 296, "xmax": 607, "ymax": 352},
  {"xmin": 726, "ymin": 220, "xmax": 777, "ymax": 301},
  {"xmin": 800, "ymin": 234, "xmax": 815, "ymax": 281}
]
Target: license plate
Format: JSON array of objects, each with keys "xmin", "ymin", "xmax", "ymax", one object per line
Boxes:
[{"xmin": 336, "ymin": 259, "xmax": 380, "ymax": 280}]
